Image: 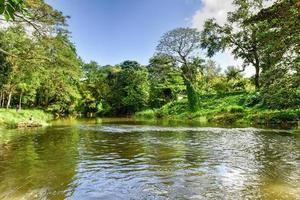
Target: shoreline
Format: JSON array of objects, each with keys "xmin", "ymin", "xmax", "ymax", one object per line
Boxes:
[
  {"xmin": 0, "ymin": 109, "xmax": 52, "ymax": 129},
  {"xmin": 0, "ymin": 108, "xmax": 299, "ymax": 130}
]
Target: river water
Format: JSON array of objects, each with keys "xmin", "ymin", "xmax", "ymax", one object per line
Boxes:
[{"xmin": 0, "ymin": 118, "xmax": 299, "ymax": 200}]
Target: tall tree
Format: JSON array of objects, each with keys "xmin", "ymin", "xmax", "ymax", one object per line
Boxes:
[
  {"xmin": 156, "ymin": 28, "xmax": 202, "ymax": 111},
  {"xmin": 248, "ymin": 0, "xmax": 300, "ymax": 108},
  {"xmin": 0, "ymin": 0, "xmax": 68, "ymax": 56},
  {"xmin": 200, "ymin": 0, "xmax": 274, "ymax": 89},
  {"xmin": 109, "ymin": 61, "xmax": 149, "ymax": 115},
  {"xmin": 148, "ymin": 54, "xmax": 183, "ymax": 108}
]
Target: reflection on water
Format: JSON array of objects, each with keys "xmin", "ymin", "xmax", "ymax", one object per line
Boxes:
[{"xmin": 0, "ymin": 118, "xmax": 299, "ymax": 199}]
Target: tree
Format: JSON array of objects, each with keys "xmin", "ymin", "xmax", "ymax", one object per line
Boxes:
[
  {"xmin": 225, "ymin": 66, "xmax": 243, "ymax": 81},
  {"xmin": 200, "ymin": 0, "xmax": 273, "ymax": 89},
  {"xmin": 79, "ymin": 61, "xmax": 111, "ymax": 115},
  {"xmin": 247, "ymin": 0, "xmax": 300, "ymax": 108},
  {"xmin": 0, "ymin": 0, "xmax": 68, "ymax": 56},
  {"xmin": 0, "ymin": 25, "xmax": 82, "ymax": 114},
  {"xmin": 35, "ymin": 34, "xmax": 82, "ymax": 114},
  {"xmin": 108, "ymin": 61, "xmax": 149, "ymax": 115},
  {"xmin": 259, "ymin": 63, "xmax": 300, "ymax": 109},
  {"xmin": 247, "ymin": 0, "xmax": 299, "ymax": 58},
  {"xmin": 0, "ymin": 26, "xmax": 35, "ymax": 109},
  {"xmin": 0, "ymin": 0, "xmax": 83, "ymax": 115},
  {"xmin": 148, "ymin": 54, "xmax": 184, "ymax": 108},
  {"xmin": 156, "ymin": 28, "xmax": 202, "ymax": 111}
]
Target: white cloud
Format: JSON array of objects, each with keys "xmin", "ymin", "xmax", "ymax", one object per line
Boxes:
[{"xmin": 192, "ymin": 0, "xmax": 234, "ymax": 29}]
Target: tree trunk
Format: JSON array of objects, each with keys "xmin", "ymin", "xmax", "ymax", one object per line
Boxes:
[
  {"xmin": 0, "ymin": 91, "xmax": 2, "ymax": 108},
  {"xmin": 251, "ymin": 28, "xmax": 260, "ymax": 90},
  {"xmin": 182, "ymin": 74, "xmax": 198, "ymax": 112},
  {"xmin": 1, "ymin": 93, "xmax": 5, "ymax": 108},
  {"xmin": 180, "ymin": 62, "xmax": 199, "ymax": 112},
  {"xmin": 19, "ymin": 92, "xmax": 23, "ymax": 111},
  {"xmin": 254, "ymin": 65, "xmax": 260, "ymax": 89},
  {"xmin": 6, "ymin": 91, "xmax": 12, "ymax": 109}
]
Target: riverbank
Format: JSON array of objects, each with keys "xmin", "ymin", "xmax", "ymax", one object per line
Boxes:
[
  {"xmin": 135, "ymin": 93, "xmax": 300, "ymax": 126},
  {"xmin": 0, "ymin": 109, "xmax": 53, "ymax": 128}
]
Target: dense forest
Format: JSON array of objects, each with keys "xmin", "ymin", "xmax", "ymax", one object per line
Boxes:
[{"xmin": 0, "ymin": 0, "xmax": 299, "ymax": 125}]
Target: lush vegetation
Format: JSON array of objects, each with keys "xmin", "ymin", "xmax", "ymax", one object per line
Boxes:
[
  {"xmin": 0, "ymin": 0, "xmax": 299, "ymax": 127},
  {"xmin": 136, "ymin": 92, "xmax": 300, "ymax": 125},
  {"xmin": 0, "ymin": 108, "xmax": 52, "ymax": 128}
]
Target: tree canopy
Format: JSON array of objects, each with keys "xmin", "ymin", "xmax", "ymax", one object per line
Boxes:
[{"xmin": 0, "ymin": 0, "xmax": 299, "ymax": 118}]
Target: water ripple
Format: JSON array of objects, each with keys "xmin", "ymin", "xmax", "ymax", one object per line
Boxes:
[{"xmin": 77, "ymin": 124, "xmax": 264, "ymax": 134}]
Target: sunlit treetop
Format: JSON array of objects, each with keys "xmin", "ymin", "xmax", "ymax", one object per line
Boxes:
[
  {"xmin": 0, "ymin": 0, "xmax": 68, "ymax": 35},
  {"xmin": 0, "ymin": 0, "xmax": 27, "ymax": 21}
]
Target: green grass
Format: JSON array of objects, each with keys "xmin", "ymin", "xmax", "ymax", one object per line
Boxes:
[
  {"xmin": 0, "ymin": 109, "xmax": 53, "ymax": 128},
  {"xmin": 135, "ymin": 109, "xmax": 156, "ymax": 119},
  {"xmin": 135, "ymin": 93, "xmax": 300, "ymax": 126}
]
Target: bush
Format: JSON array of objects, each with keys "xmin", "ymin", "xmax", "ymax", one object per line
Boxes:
[
  {"xmin": 251, "ymin": 110, "xmax": 300, "ymax": 124},
  {"xmin": 244, "ymin": 92, "xmax": 261, "ymax": 107},
  {"xmin": 227, "ymin": 106, "xmax": 245, "ymax": 113},
  {"xmin": 210, "ymin": 113, "xmax": 244, "ymax": 124},
  {"xmin": 260, "ymin": 65, "xmax": 300, "ymax": 109},
  {"xmin": 154, "ymin": 110, "xmax": 165, "ymax": 118},
  {"xmin": 135, "ymin": 109, "xmax": 155, "ymax": 119}
]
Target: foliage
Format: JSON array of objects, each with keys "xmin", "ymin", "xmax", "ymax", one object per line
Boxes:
[
  {"xmin": 110, "ymin": 61, "xmax": 149, "ymax": 115},
  {"xmin": 244, "ymin": 92, "xmax": 261, "ymax": 107},
  {"xmin": 0, "ymin": 0, "xmax": 299, "ymax": 127},
  {"xmin": 135, "ymin": 109, "xmax": 156, "ymax": 119},
  {"xmin": 201, "ymin": 1, "xmax": 277, "ymax": 89},
  {"xmin": 0, "ymin": 24, "xmax": 82, "ymax": 115},
  {"xmin": 251, "ymin": 109, "xmax": 300, "ymax": 124},
  {"xmin": 0, "ymin": 0, "xmax": 27, "ymax": 21},
  {"xmin": 148, "ymin": 54, "xmax": 184, "ymax": 108},
  {"xmin": 78, "ymin": 61, "xmax": 109, "ymax": 115},
  {"xmin": 0, "ymin": 108, "xmax": 52, "ymax": 128},
  {"xmin": 156, "ymin": 28, "xmax": 202, "ymax": 111},
  {"xmin": 136, "ymin": 92, "xmax": 299, "ymax": 125},
  {"xmin": 260, "ymin": 63, "xmax": 300, "ymax": 109}
]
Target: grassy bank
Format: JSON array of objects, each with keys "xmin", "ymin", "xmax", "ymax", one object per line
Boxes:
[
  {"xmin": 135, "ymin": 93, "xmax": 300, "ymax": 126},
  {"xmin": 0, "ymin": 109, "xmax": 53, "ymax": 128}
]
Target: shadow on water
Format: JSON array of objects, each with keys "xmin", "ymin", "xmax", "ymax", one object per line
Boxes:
[{"xmin": 0, "ymin": 118, "xmax": 299, "ymax": 199}]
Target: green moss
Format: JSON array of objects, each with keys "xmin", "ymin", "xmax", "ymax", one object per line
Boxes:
[{"xmin": 0, "ymin": 109, "xmax": 53, "ymax": 128}]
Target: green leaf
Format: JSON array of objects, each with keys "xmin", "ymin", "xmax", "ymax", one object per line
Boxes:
[
  {"xmin": 4, "ymin": 10, "xmax": 10, "ymax": 20},
  {"xmin": 0, "ymin": 5, "xmax": 4, "ymax": 14},
  {"xmin": 6, "ymin": 2, "xmax": 15, "ymax": 20}
]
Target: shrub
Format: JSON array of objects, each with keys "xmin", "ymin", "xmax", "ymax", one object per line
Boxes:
[
  {"xmin": 244, "ymin": 92, "xmax": 261, "ymax": 107},
  {"xmin": 227, "ymin": 106, "xmax": 245, "ymax": 113},
  {"xmin": 251, "ymin": 110, "xmax": 299, "ymax": 124},
  {"xmin": 135, "ymin": 109, "xmax": 155, "ymax": 119},
  {"xmin": 210, "ymin": 113, "xmax": 244, "ymax": 124}
]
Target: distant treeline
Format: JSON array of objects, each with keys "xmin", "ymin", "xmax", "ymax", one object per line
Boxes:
[{"xmin": 0, "ymin": 0, "xmax": 299, "ymax": 117}]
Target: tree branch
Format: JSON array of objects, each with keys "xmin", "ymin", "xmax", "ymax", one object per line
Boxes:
[
  {"xmin": 14, "ymin": 13, "xmax": 42, "ymax": 36},
  {"xmin": 0, "ymin": 48, "xmax": 17, "ymax": 57}
]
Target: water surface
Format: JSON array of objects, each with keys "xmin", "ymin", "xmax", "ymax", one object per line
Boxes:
[{"xmin": 0, "ymin": 118, "xmax": 299, "ymax": 199}]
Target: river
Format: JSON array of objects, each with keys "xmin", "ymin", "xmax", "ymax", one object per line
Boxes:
[{"xmin": 0, "ymin": 118, "xmax": 299, "ymax": 199}]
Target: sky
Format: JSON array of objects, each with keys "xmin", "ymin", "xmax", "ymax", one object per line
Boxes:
[{"xmin": 46, "ymin": 0, "xmax": 251, "ymax": 74}]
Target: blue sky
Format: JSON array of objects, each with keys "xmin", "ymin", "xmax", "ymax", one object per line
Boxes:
[
  {"xmin": 46, "ymin": 0, "xmax": 202, "ymax": 66},
  {"xmin": 45, "ymin": 0, "xmax": 251, "ymax": 75}
]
